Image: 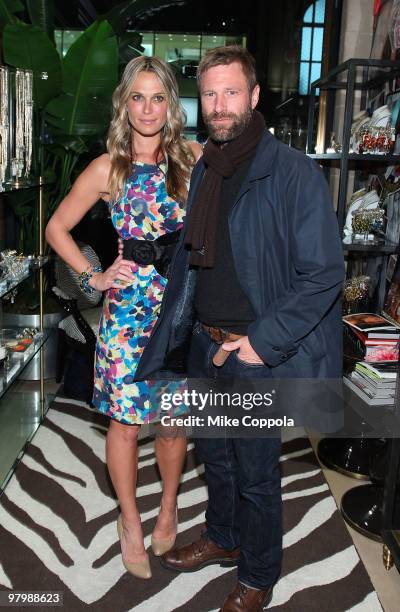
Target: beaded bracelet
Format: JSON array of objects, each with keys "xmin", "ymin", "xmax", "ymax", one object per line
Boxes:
[{"xmin": 78, "ymin": 264, "xmax": 102, "ymax": 295}]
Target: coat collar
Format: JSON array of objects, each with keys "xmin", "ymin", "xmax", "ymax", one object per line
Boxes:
[
  {"xmin": 246, "ymin": 129, "xmax": 279, "ymax": 181},
  {"xmin": 188, "ymin": 129, "xmax": 279, "ymax": 211},
  {"xmin": 234, "ymin": 129, "xmax": 279, "ymax": 204},
  {"xmin": 196, "ymin": 128, "xmax": 279, "ymax": 183}
]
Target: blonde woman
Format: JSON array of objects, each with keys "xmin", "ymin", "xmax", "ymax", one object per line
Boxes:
[{"xmin": 46, "ymin": 56, "xmax": 202, "ymax": 580}]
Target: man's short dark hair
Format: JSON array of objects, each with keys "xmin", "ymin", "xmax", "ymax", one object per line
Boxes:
[{"xmin": 197, "ymin": 45, "xmax": 258, "ymax": 92}]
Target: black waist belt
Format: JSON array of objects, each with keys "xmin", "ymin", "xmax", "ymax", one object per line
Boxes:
[{"xmin": 122, "ymin": 229, "xmax": 181, "ymax": 278}]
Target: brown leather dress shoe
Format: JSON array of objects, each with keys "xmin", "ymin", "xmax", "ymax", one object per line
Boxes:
[
  {"xmin": 160, "ymin": 533, "xmax": 240, "ymax": 573},
  {"xmin": 219, "ymin": 582, "xmax": 273, "ymax": 611}
]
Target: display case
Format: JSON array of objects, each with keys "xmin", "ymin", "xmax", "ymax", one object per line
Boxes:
[
  {"xmin": 306, "ymin": 58, "xmax": 400, "ymax": 571},
  {"xmin": 0, "ymin": 62, "xmax": 52, "ymax": 491},
  {"xmin": 0, "ymin": 177, "xmax": 50, "ymax": 492}
]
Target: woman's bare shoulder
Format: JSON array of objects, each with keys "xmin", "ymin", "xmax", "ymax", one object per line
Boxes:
[
  {"xmin": 188, "ymin": 140, "xmax": 203, "ymax": 162},
  {"xmin": 88, "ymin": 153, "xmax": 111, "ymax": 177},
  {"xmin": 85, "ymin": 154, "xmax": 111, "ymax": 201}
]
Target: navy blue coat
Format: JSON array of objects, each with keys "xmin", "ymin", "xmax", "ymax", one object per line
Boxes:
[{"xmin": 135, "ymin": 130, "xmax": 344, "ymax": 381}]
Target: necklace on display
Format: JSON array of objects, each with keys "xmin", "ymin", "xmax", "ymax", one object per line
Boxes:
[
  {"xmin": 24, "ymin": 70, "xmax": 33, "ymax": 178},
  {"xmin": 0, "ymin": 66, "xmax": 9, "ymax": 191},
  {"xmin": 13, "ymin": 69, "xmax": 25, "ymax": 185}
]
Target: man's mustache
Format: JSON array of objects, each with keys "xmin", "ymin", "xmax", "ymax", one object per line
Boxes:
[{"xmin": 205, "ymin": 112, "xmax": 237, "ymax": 121}]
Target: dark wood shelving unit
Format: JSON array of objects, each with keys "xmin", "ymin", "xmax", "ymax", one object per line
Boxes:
[{"xmin": 307, "ymin": 58, "xmax": 400, "ymax": 572}]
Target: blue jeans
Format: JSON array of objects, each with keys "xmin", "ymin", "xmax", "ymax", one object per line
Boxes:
[{"xmin": 188, "ymin": 324, "xmax": 282, "ymax": 590}]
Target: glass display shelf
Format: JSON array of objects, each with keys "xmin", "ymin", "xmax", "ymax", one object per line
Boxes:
[
  {"xmin": 0, "ymin": 257, "xmax": 49, "ymax": 300},
  {"xmin": 308, "ymin": 153, "xmax": 342, "ymax": 160},
  {"xmin": 342, "ymin": 378, "xmax": 397, "ymax": 438},
  {"xmin": 308, "ymin": 154, "xmax": 400, "ymax": 163},
  {"xmin": 0, "ymin": 329, "xmax": 51, "ymax": 402},
  {"xmin": 0, "ymin": 178, "xmax": 45, "ymax": 193},
  {"xmin": 311, "ymin": 58, "xmax": 400, "ymax": 91},
  {"xmin": 0, "ymin": 386, "xmax": 52, "ymax": 492},
  {"xmin": 342, "ymin": 239, "xmax": 399, "ymax": 254}
]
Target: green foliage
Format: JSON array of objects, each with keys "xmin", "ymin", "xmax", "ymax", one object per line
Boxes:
[
  {"xmin": 3, "ymin": 21, "xmax": 62, "ymax": 108},
  {"xmin": 0, "ymin": 0, "xmax": 174, "ymax": 304},
  {"xmin": 3, "ymin": 186, "xmax": 42, "ymax": 255},
  {"xmin": 0, "ymin": 1, "xmax": 169, "ymax": 254},
  {"xmin": 46, "ymin": 20, "xmax": 117, "ymax": 136},
  {"xmin": 26, "ymin": 0, "xmax": 55, "ymax": 42},
  {"xmin": 0, "ymin": 0, "xmax": 24, "ymax": 29}
]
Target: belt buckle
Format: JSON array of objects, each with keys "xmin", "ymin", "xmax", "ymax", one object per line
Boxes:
[
  {"xmin": 202, "ymin": 324, "xmax": 227, "ymax": 344},
  {"xmin": 214, "ymin": 327, "xmax": 227, "ymax": 344}
]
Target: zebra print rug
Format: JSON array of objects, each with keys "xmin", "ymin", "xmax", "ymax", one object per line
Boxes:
[{"xmin": 0, "ymin": 398, "xmax": 381, "ymax": 611}]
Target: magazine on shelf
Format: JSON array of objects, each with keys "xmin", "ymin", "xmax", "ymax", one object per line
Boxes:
[
  {"xmin": 343, "ymin": 323, "xmax": 398, "ymax": 347},
  {"xmin": 350, "ymin": 372, "xmax": 395, "ymax": 396},
  {"xmin": 343, "ymin": 313, "xmax": 400, "ymax": 338},
  {"xmin": 355, "ymin": 362, "xmax": 398, "ymax": 380},
  {"xmin": 355, "ymin": 362, "xmax": 397, "ymax": 386},
  {"xmin": 343, "ymin": 376, "xmax": 395, "ymax": 406},
  {"xmin": 343, "ymin": 324, "xmax": 399, "ymax": 362}
]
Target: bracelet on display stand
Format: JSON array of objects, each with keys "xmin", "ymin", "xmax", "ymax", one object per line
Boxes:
[{"xmin": 78, "ymin": 264, "xmax": 102, "ymax": 295}]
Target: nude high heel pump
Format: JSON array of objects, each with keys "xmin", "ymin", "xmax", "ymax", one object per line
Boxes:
[
  {"xmin": 151, "ymin": 506, "xmax": 178, "ymax": 556},
  {"xmin": 117, "ymin": 515, "xmax": 152, "ymax": 579}
]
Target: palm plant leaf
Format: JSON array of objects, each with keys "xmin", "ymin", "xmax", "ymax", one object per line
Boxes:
[
  {"xmin": 45, "ymin": 19, "xmax": 117, "ymax": 136},
  {"xmin": 3, "ymin": 21, "xmax": 62, "ymax": 107},
  {"xmin": 45, "ymin": 93, "xmax": 112, "ymax": 136},
  {"xmin": 26, "ymin": 0, "xmax": 55, "ymax": 42},
  {"xmin": 0, "ymin": 0, "xmax": 23, "ymax": 29}
]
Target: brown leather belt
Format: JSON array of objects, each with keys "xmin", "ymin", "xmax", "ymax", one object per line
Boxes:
[{"xmin": 201, "ymin": 324, "xmax": 245, "ymax": 367}]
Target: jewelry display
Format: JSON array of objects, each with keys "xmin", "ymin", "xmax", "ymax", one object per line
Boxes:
[
  {"xmin": 23, "ymin": 69, "xmax": 33, "ymax": 177},
  {"xmin": 350, "ymin": 105, "xmax": 396, "ymax": 155},
  {"xmin": 14, "ymin": 69, "xmax": 25, "ymax": 185},
  {"xmin": 343, "ymin": 275, "xmax": 370, "ymax": 314},
  {"xmin": 343, "ymin": 189, "xmax": 380, "ymax": 240},
  {"xmin": 356, "ymin": 125, "xmax": 395, "ymax": 155},
  {"xmin": 326, "ymin": 132, "xmax": 342, "ymax": 154},
  {"xmin": 3, "ymin": 288, "xmax": 18, "ymax": 304},
  {"xmin": 0, "ymin": 251, "xmax": 45, "ymax": 297},
  {"xmin": 0, "ymin": 66, "xmax": 9, "ymax": 190},
  {"xmin": 0, "ymin": 327, "xmax": 39, "ymax": 368},
  {"xmin": 351, "ymin": 208, "xmax": 385, "ymax": 242},
  {"xmin": 0, "ymin": 65, "xmax": 33, "ymax": 187},
  {"xmin": 16, "ymin": 254, "xmax": 31, "ymax": 273},
  {"xmin": 0, "ymin": 249, "xmax": 32, "ymax": 288}
]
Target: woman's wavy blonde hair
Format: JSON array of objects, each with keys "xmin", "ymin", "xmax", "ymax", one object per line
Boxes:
[{"xmin": 107, "ymin": 56, "xmax": 195, "ymax": 203}]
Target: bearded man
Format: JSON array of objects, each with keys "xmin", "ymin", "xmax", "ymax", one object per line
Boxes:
[{"xmin": 136, "ymin": 45, "xmax": 344, "ymax": 611}]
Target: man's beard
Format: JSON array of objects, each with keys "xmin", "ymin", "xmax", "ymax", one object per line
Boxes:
[{"xmin": 203, "ymin": 106, "xmax": 253, "ymax": 143}]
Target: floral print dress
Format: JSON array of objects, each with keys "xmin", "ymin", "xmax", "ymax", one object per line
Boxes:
[{"xmin": 92, "ymin": 161, "xmax": 185, "ymax": 425}]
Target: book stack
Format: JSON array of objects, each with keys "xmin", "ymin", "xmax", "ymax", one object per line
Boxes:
[
  {"xmin": 345, "ymin": 362, "xmax": 397, "ymax": 405},
  {"xmin": 343, "ymin": 313, "xmax": 400, "ymax": 405}
]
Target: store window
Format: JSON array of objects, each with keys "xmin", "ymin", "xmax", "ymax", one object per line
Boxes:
[
  {"xmin": 139, "ymin": 32, "xmax": 154, "ymax": 56},
  {"xmin": 299, "ymin": 0, "xmax": 326, "ymax": 95},
  {"xmin": 55, "ymin": 30, "xmax": 83, "ymax": 57},
  {"xmin": 54, "ymin": 29, "xmax": 246, "ymax": 132},
  {"xmin": 146, "ymin": 32, "xmax": 246, "ymax": 128}
]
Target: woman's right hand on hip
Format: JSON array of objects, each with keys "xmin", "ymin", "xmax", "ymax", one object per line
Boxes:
[{"xmin": 90, "ymin": 254, "xmax": 134, "ymax": 291}]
